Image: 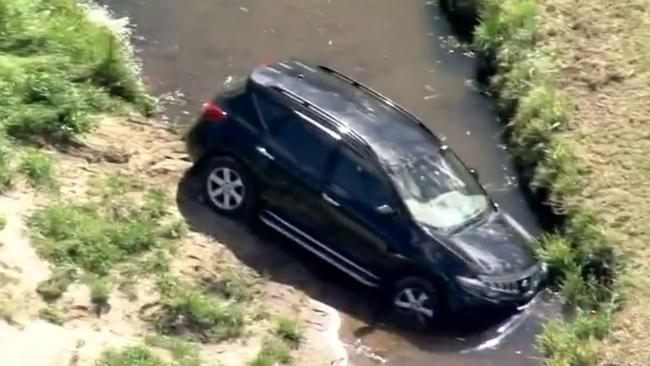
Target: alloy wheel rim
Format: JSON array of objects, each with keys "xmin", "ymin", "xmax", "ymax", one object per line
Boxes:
[
  {"xmin": 394, "ymin": 287, "xmax": 435, "ymax": 324},
  {"xmin": 207, "ymin": 167, "xmax": 245, "ymax": 210}
]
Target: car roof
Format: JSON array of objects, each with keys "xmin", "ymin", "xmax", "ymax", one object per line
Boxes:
[{"xmin": 249, "ymin": 59, "xmax": 442, "ymax": 163}]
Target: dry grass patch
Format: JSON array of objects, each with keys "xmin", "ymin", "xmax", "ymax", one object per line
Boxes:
[{"xmin": 535, "ymin": 0, "xmax": 650, "ymax": 364}]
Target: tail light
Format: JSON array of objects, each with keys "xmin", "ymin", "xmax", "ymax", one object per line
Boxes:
[{"xmin": 202, "ymin": 101, "xmax": 227, "ymax": 122}]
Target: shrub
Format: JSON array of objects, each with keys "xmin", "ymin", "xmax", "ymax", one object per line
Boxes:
[
  {"xmin": 36, "ymin": 266, "xmax": 77, "ymax": 300},
  {"xmin": 39, "ymin": 306, "xmax": 65, "ymax": 325},
  {"xmin": 538, "ymin": 313, "xmax": 610, "ymax": 366},
  {"xmin": 90, "ymin": 276, "xmax": 112, "ymax": 305},
  {"xmin": 474, "ymin": 0, "xmax": 538, "ymax": 65}
]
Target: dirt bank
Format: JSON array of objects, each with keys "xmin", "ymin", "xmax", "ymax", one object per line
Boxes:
[{"xmin": 0, "ymin": 116, "xmax": 346, "ymax": 366}]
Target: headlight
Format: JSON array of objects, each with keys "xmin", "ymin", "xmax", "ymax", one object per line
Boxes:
[
  {"xmin": 456, "ymin": 276, "xmax": 484, "ymax": 290},
  {"xmin": 456, "ymin": 276, "xmax": 501, "ymax": 298}
]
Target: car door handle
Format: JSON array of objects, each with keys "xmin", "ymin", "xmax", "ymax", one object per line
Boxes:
[
  {"xmin": 255, "ymin": 146, "xmax": 274, "ymax": 160},
  {"xmin": 322, "ymin": 192, "xmax": 340, "ymax": 207}
]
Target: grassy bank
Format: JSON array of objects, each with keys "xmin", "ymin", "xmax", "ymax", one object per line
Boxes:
[
  {"xmin": 464, "ymin": 0, "xmax": 650, "ymax": 364},
  {"xmin": 0, "ymin": 0, "xmax": 151, "ymax": 145}
]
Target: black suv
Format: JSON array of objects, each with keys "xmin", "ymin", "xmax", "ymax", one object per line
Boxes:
[{"xmin": 186, "ymin": 59, "xmax": 545, "ymax": 327}]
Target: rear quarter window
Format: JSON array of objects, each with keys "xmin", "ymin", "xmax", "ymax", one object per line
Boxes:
[
  {"xmin": 220, "ymin": 92, "xmax": 261, "ymax": 129},
  {"xmin": 253, "ymin": 93, "xmax": 290, "ymax": 132}
]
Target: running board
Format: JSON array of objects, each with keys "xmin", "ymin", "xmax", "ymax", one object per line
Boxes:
[{"xmin": 260, "ymin": 210, "xmax": 380, "ymax": 287}]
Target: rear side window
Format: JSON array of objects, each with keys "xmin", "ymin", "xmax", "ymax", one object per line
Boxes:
[
  {"xmin": 254, "ymin": 93, "xmax": 290, "ymax": 132},
  {"xmin": 269, "ymin": 108, "xmax": 335, "ymax": 179},
  {"xmin": 329, "ymin": 149, "xmax": 394, "ymax": 208}
]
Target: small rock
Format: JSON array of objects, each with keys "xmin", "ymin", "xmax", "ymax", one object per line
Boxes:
[
  {"xmin": 84, "ymin": 155, "xmax": 102, "ymax": 164},
  {"xmin": 102, "ymin": 148, "xmax": 131, "ymax": 164}
]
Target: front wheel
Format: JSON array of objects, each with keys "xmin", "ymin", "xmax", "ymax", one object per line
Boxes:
[
  {"xmin": 202, "ymin": 157, "xmax": 256, "ymax": 220},
  {"xmin": 389, "ymin": 277, "xmax": 442, "ymax": 330}
]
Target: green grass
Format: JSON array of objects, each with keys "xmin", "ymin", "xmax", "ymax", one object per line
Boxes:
[
  {"xmin": 30, "ymin": 202, "xmax": 158, "ymax": 275},
  {"xmin": 247, "ymin": 317, "xmax": 303, "ymax": 366},
  {"xmin": 0, "ymin": 135, "xmax": 14, "ymax": 191},
  {"xmin": 97, "ymin": 342, "xmax": 217, "ymax": 366},
  {"xmin": 248, "ymin": 337, "xmax": 292, "ymax": 366},
  {"xmin": 19, "ymin": 149, "xmax": 56, "ymax": 188},
  {"xmin": 29, "ymin": 177, "xmax": 179, "ymax": 298},
  {"xmin": 156, "ymin": 288, "xmax": 245, "ymax": 343},
  {"xmin": 0, "ymin": 0, "xmax": 151, "ymax": 142},
  {"xmin": 206, "ymin": 267, "xmax": 261, "ymax": 303},
  {"xmin": 144, "ymin": 335, "xmax": 202, "ymax": 366},
  {"xmin": 142, "ymin": 188, "xmax": 170, "ymax": 220},
  {"xmin": 159, "ymin": 219, "xmax": 188, "ymax": 240},
  {"xmin": 274, "ymin": 316, "xmax": 304, "ymax": 347},
  {"xmin": 0, "ymin": 215, "xmax": 6, "ymax": 231},
  {"xmin": 96, "ymin": 346, "xmax": 168, "ymax": 366},
  {"xmin": 39, "ymin": 305, "xmax": 66, "ymax": 325}
]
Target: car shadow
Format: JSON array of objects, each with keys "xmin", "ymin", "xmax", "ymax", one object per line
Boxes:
[{"xmin": 175, "ymin": 167, "xmax": 522, "ymax": 354}]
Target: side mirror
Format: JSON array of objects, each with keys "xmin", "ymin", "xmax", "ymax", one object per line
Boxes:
[
  {"xmin": 469, "ymin": 168, "xmax": 479, "ymax": 179},
  {"xmin": 376, "ymin": 204, "xmax": 397, "ymax": 216}
]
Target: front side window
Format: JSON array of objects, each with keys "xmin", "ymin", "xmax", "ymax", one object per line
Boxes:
[
  {"xmin": 329, "ymin": 149, "xmax": 393, "ymax": 208},
  {"xmin": 386, "ymin": 147, "xmax": 490, "ymax": 231}
]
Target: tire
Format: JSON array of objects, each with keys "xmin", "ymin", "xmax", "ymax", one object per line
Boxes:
[
  {"xmin": 201, "ymin": 156, "xmax": 257, "ymax": 220},
  {"xmin": 389, "ymin": 277, "xmax": 443, "ymax": 330}
]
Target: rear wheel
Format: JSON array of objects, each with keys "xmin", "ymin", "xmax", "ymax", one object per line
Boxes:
[
  {"xmin": 202, "ymin": 157, "xmax": 256, "ymax": 220},
  {"xmin": 389, "ymin": 277, "xmax": 442, "ymax": 330}
]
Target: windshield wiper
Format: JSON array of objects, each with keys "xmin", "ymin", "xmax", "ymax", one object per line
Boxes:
[{"xmin": 448, "ymin": 208, "xmax": 490, "ymax": 234}]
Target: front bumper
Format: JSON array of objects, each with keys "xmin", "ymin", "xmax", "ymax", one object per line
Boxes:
[{"xmin": 453, "ymin": 263, "xmax": 547, "ymax": 310}]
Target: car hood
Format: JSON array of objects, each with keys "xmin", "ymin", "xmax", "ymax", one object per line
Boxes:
[{"xmin": 428, "ymin": 212, "xmax": 538, "ymax": 276}]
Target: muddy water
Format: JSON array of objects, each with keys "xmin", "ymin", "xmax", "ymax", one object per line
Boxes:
[{"xmin": 101, "ymin": 0, "xmax": 559, "ymax": 364}]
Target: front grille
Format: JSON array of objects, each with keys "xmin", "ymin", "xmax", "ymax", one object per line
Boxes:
[{"xmin": 481, "ymin": 265, "xmax": 542, "ymax": 295}]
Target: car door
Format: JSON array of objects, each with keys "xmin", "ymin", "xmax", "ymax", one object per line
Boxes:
[
  {"xmin": 321, "ymin": 145, "xmax": 414, "ymax": 282},
  {"xmin": 253, "ymin": 91, "xmax": 337, "ymax": 241}
]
